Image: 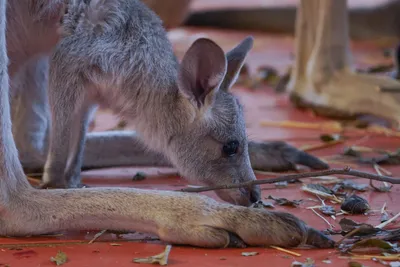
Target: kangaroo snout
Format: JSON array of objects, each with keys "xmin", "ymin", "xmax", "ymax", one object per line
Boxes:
[
  {"xmin": 214, "ymin": 169, "xmax": 261, "ymax": 207},
  {"xmin": 215, "ymin": 184, "xmax": 261, "ymax": 207},
  {"xmin": 239, "ymin": 184, "xmax": 261, "ymax": 205}
]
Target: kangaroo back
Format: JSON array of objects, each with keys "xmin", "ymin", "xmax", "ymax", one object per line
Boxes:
[{"xmin": 61, "ymin": 0, "xmax": 127, "ymax": 36}]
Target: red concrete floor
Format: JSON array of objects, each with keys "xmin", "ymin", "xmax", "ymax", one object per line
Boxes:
[{"xmin": 2, "ymin": 4, "xmax": 400, "ymax": 267}]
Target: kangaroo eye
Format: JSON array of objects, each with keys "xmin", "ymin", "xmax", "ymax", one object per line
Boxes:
[{"xmin": 222, "ymin": 140, "xmax": 239, "ymax": 157}]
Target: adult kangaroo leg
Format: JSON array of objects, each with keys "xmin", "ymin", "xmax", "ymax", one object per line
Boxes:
[
  {"xmin": 287, "ymin": 0, "xmax": 400, "ymax": 125},
  {"xmin": 0, "ymin": 0, "xmax": 333, "ymax": 248},
  {"xmin": 11, "ymin": 55, "xmax": 51, "ymax": 172}
]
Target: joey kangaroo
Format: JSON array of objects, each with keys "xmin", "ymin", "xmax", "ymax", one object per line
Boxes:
[
  {"xmin": 0, "ymin": 0, "xmax": 335, "ymax": 248},
  {"xmin": 9, "ymin": 0, "xmax": 328, "ymax": 206},
  {"xmin": 41, "ymin": 0, "xmax": 329, "ymax": 206}
]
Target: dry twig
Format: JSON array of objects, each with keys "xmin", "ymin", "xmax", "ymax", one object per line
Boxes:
[
  {"xmin": 376, "ymin": 211, "xmax": 400, "ymax": 229},
  {"xmin": 179, "ymin": 168, "xmax": 400, "ymax": 193},
  {"xmin": 88, "ymin": 229, "xmax": 107, "ymax": 244},
  {"xmin": 373, "ymin": 164, "xmax": 392, "ymax": 190},
  {"xmin": 270, "ymin": 246, "xmax": 301, "ymax": 257},
  {"xmin": 339, "ymin": 254, "xmax": 400, "ymax": 261},
  {"xmin": 260, "ymin": 120, "xmax": 343, "ymax": 131},
  {"xmin": 335, "ymin": 227, "xmax": 364, "ymax": 246},
  {"xmin": 310, "ymin": 208, "xmax": 334, "ymax": 230},
  {"xmin": 300, "ymin": 140, "xmax": 344, "ymax": 152}
]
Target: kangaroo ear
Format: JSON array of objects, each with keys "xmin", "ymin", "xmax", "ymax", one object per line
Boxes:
[
  {"xmin": 178, "ymin": 38, "xmax": 227, "ymax": 110},
  {"xmin": 220, "ymin": 36, "xmax": 254, "ymax": 91}
]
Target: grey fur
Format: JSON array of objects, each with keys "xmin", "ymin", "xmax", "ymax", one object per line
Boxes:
[
  {"xmin": 41, "ymin": 0, "xmax": 260, "ymax": 205},
  {"xmin": 0, "ymin": 0, "xmax": 334, "ymax": 248},
  {"xmin": 9, "ymin": 0, "xmax": 328, "ymax": 205}
]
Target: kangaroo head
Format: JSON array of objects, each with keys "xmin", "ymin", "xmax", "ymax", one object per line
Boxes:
[{"xmin": 166, "ymin": 36, "xmax": 260, "ymax": 206}]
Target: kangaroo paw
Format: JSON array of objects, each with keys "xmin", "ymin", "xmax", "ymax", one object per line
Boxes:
[{"xmin": 249, "ymin": 141, "xmax": 329, "ymax": 171}]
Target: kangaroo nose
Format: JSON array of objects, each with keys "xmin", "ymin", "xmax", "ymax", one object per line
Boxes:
[
  {"xmin": 249, "ymin": 185, "xmax": 261, "ymax": 203},
  {"xmin": 238, "ymin": 185, "xmax": 261, "ymax": 206}
]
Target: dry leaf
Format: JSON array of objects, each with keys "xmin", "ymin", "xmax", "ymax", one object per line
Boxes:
[
  {"xmin": 302, "ymin": 184, "xmax": 341, "ymax": 202},
  {"xmin": 320, "ymin": 134, "xmax": 341, "ymax": 142},
  {"xmin": 133, "ymin": 245, "xmax": 171, "ymax": 265},
  {"xmin": 50, "ymin": 251, "xmax": 68, "ymax": 266},
  {"xmin": 383, "ymin": 229, "xmax": 400, "ymax": 242},
  {"xmin": 274, "ymin": 181, "xmax": 288, "ymax": 188},
  {"xmin": 343, "ymin": 147, "xmax": 362, "ymax": 157},
  {"xmin": 249, "ymin": 66, "xmax": 280, "ymax": 89},
  {"xmin": 368, "ymin": 150, "xmax": 400, "ymax": 165},
  {"xmin": 370, "ymin": 180, "xmax": 393, "ymax": 192},
  {"xmin": 338, "ymin": 218, "xmax": 380, "ymax": 235},
  {"xmin": 390, "ymin": 262, "xmax": 400, "ymax": 267},
  {"xmin": 348, "ymin": 262, "xmax": 365, "ymax": 267},
  {"xmin": 381, "ymin": 212, "xmax": 390, "ymax": 223},
  {"xmin": 251, "ymin": 200, "xmax": 275, "ymax": 209},
  {"xmin": 305, "ymin": 184, "xmax": 334, "ymax": 195},
  {"xmin": 241, "ymin": 252, "xmax": 259, "ymax": 257},
  {"xmin": 291, "ymin": 261, "xmax": 305, "ymax": 267},
  {"xmin": 351, "ymin": 238, "xmax": 394, "ymax": 251},
  {"xmin": 291, "ymin": 258, "xmax": 315, "ymax": 267},
  {"xmin": 341, "ymin": 195, "xmax": 370, "ymax": 214},
  {"xmin": 319, "ymin": 206, "xmax": 336, "ymax": 216},
  {"xmin": 267, "ymin": 195, "xmax": 302, "ymax": 207},
  {"xmin": 322, "ymin": 259, "xmax": 332, "ymax": 264},
  {"xmin": 332, "ymin": 180, "xmax": 369, "ymax": 192},
  {"xmin": 132, "ymin": 172, "xmax": 147, "ymax": 181}
]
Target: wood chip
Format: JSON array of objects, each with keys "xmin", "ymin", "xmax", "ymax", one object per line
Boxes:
[
  {"xmin": 301, "ymin": 185, "xmax": 342, "ymax": 203},
  {"xmin": 88, "ymin": 229, "xmax": 107, "ymax": 244},
  {"xmin": 270, "ymin": 246, "xmax": 301, "ymax": 257},
  {"xmin": 300, "ymin": 140, "xmax": 344, "ymax": 152},
  {"xmin": 260, "ymin": 120, "xmax": 343, "ymax": 131},
  {"xmin": 133, "ymin": 245, "xmax": 171, "ymax": 265},
  {"xmin": 376, "ymin": 211, "xmax": 400, "ymax": 229}
]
